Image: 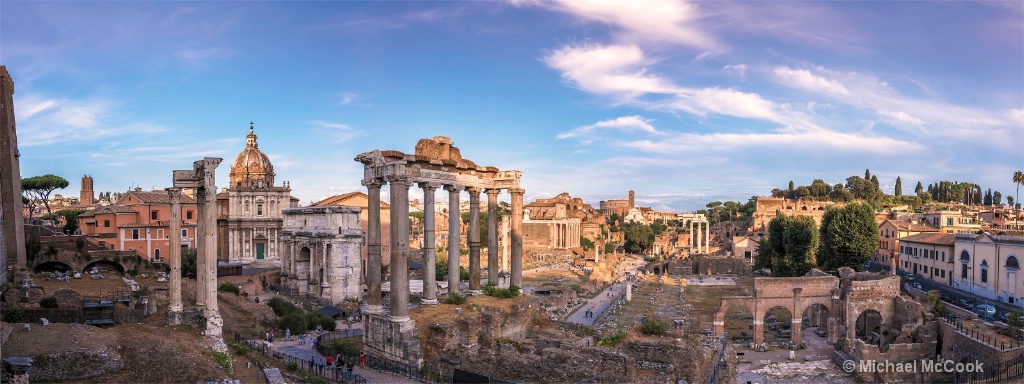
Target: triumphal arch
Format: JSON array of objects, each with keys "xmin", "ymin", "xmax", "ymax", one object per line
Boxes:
[{"xmin": 355, "ymin": 136, "xmax": 524, "ymax": 368}]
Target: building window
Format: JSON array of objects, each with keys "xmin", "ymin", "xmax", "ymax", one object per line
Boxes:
[
  {"xmin": 257, "ymin": 204, "xmax": 264, "ymax": 216},
  {"xmin": 941, "ymin": 270, "xmax": 945, "ymax": 278},
  {"xmin": 947, "ymin": 217, "xmax": 954, "ymax": 226},
  {"xmin": 962, "ymin": 264, "xmax": 968, "ymax": 279},
  {"xmin": 186, "ymin": 211, "xmax": 193, "ymax": 220},
  {"xmin": 104, "ymin": 220, "xmax": 110, "ymax": 228},
  {"xmin": 924, "ymin": 266, "xmax": 929, "ymax": 274},
  {"xmin": 182, "ymin": 229, "xmax": 188, "ymax": 237},
  {"xmin": 960, "ymin": 250, "xmax": 970, "ymax": 261},
  {"xmin": 132, "ymin": 229, "xmax": 140, "ymax": 239},
  {"xmin": 1007, "ymin": 256, "xmax": 1020, "ymax": 269},
  {"xmin": 942, "ymin": 252, "xmax": 945, "ymax": 262},
  {"xmin": 981, "ymin": 260, "xmax": 989, "ymax": 283},
  {"xmin": 154, "ymin": 248, "xmax": 161, "ymax": 262},
  {"xmin": 151, "ymin": 211, "xmax": 158, "ymax": 220}
]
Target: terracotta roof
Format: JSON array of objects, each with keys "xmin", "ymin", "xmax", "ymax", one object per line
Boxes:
[
  {"xmin": 996, "ymin": 230, "xmax": 1024, "ymax": 237},
  {"xmin": 900, "ymin": 232, "xmax": 956, "ymax": 245},
  {"xmin": 79, "ymin": 205, "xmax": 138, "ymax": 217},
  {"xmin": 122, "ymin": 190, "xmax": 197, "ymax": 204},
  {"xmin": 884, "ymin": 219, "xmax": 938, "ymax": 232},
  {"xmin": 312, "ymin": 191, "xmax": 390, "ymax": 209}
]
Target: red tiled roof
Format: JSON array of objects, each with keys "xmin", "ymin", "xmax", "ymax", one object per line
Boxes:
[
  {"xmin": 125, "ymin": 190, "xmax": 197, "ymax": 204},
  {"xmin": 884, "ymin": 219, "xmax": 938, "ymax": 232},
  {"xmin": 312, "ymin": 191, "xmax": 390, "ymax": 208},
  {"xmin": 900, "ymin": 232, "xmax": 957, "ymax": 245},
  {"xmin": 79, "ymin": 205, "xmax": 138, "ymax": 217}
]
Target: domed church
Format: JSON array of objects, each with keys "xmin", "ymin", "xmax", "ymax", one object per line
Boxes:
[{"xmin": 216, "ymin": 123, "xmax": 298, "ymax": 264}]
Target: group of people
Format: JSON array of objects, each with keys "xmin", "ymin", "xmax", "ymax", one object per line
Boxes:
[
  {"xmin": 583, "ymin": 308, "xmax": 596, "ymax": 318},
  {"xmin": 310, "ymin": 351, "xmax": 367, "ymax": 378}
]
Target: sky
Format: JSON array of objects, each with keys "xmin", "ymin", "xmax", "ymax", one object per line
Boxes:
[{"xmin": 2, "ymin": 1, "xmax": 1022, "ymax": 213}]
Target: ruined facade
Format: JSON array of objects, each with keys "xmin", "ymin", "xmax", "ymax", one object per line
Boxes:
[
  {"xmin": 749, "ymin": 197, "xmax": 838, "ymax": 232},
  {"xmin": 355, "ymin": 136, "xmax": 524, "ymax": 368},
  {"xmin": 0, "ymin": 66, "xmax": 26, "ymax": 283},
  {"xmin": 218, "ymin": 124, "xmax": 297, "ymax": 264},
  {"xmin": 279, "ymin": 206, "xmax": 364, "ymax": 304}
]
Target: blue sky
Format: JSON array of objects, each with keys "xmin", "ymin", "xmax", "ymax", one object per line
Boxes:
[{"xmin": 3, "ymin": 1, "xmax": 1022, "ymax": 212}]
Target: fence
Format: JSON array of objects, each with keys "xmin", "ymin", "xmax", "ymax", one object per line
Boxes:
[
  {"xmin": 235, "ymin": 333, "xmax": 366, "ymax": 384},
  {"xmin": 363, "ymin": 354, "xmax": 433, "ymax": 383},
  {"xmin": 950, "ymin": 353, "xmax": 1024, "ymax": 383},
  {"xmin": 314, "ymin": 330, "xmax": 363, "ymax": 358},
  {"xmin": 944, "ymin": 317, "xmax": 1024, "ymax": 351},
  {"xmin": 706, "ymin": 336, "xmax": 728, "ymax": 384}
]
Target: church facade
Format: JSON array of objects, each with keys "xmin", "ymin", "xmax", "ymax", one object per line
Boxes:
[{"xmin": 217, "ymin": 124, "xmax": 297, "ymax": 264}]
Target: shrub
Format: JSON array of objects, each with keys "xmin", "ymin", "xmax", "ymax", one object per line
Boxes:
[
  {"xmin": 306, "ymin": 313, "xmax": 336, "ymax": 332},
  {"xmin": 575, "ymin": 327, "xmax": 598, "ymax": 338},
  {"xmin": 76, "ymin": 238, "xmax": 86, "ymax": 251},
  {"xmin": 214, "ymin": 351, "xmax": 232, "ymax": 374},
  {"xmin": 460, "ymin": 266, "xmax": 470, "ymax": 281},
  {"xmin": 2, "ymin": 308, "xmax": 24, "ymax": 322},
  {"xmin": 218, "ymin": 282, "xmax": 240, "ymax": 295},
  {"xmin": 345, "ymin": 297, "xmax": 364, "ymax": 305},
  {"xmin": 444, "ymin": 293, "xmax": 467, "ymax": 305},
  {"xmin": 287, "ymin": 362, "xmax": 298, "ymax": 371},
  {"xmin": 267, "ymin": 297, "xmax": 303, "ymax": 317},
  {"xmin": 483, "ymin": 283, "xmax": 521, "ymax": 299},
  {"xmin": 280, "ymin": 313, "xmax": 309, "ymax": 334},
  {"xmin": 640, "ymin": 317, "xmax": 668, "ymax": 336},
  {"xmin": 597, "ymin": 331, "xmax": 626, "ymax": 347},
  {"xmin": 39, "ymin": 296, "xmax": 59, "ymax": 309},
  {"xmin": 325, "ymin": 337, "xmax": 361, "ymax": 357},
  {"xmin": 231, "ymin": 342, "xmax": 250, "ymax": 356}
]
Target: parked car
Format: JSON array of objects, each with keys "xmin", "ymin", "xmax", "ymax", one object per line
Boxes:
[
  {"xmin": 957, "ymin": 299, "xmax": 975, "ymax": 310},
  {"xmin": 976, "ymin": 304, "xmax": 996, "ymax": 317}
]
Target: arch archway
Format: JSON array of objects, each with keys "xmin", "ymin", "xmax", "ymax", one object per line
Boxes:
[
  {"xmin": 855, "ymin": 309, "xmax": 883, "ymax": 346},
  {"xmin": 724, "ymin": 306, "xmax": 754, "ymax": 342},
  {"xmin": 33, "ymin": 261, "xmax": 73, "ymax": 274},
  {"xmin": 83, "ymin": 259, "xmax": 126, "ymax": 275},
  {"xmin": 763, "ymin": 306, "xmax": 793, "ymax": 344},
  {"xmin": 802, "ymin": 303, "xmax": 831, "ymax": 331}
]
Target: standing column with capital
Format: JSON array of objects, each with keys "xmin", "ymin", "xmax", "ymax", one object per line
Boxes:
[
  {"xmin": 485, "ymin": 189, "xmax": 500, "ymax": 286},
  {"xmin": 388, "ymin": 176, "xmax": 411, "ymax": 321},
  {"xmin": 420, "ymin": 182, "xmax": 439, "ymax": 304},
  {"xmin": 510, "ymin": 188, "xmax": 524, "ymax": 288},
  {"xmin": 705, "ymin": 221, "xmax": 709, "ymax": 254},
  {"xmin": 689, "ymin": 220, "xmax": 694, "ymax": 254},
  {"xmin": 364, "ymin": 180, "xmax": 384, "ymax": 314},
  {"xmin": 195, "ymin": 187, "xmax": 208, "ymax": 312},
  {"xmin": 198, "ymin": 157, "xmax": 223, "ymax": 337},
  {"xmin": 445, "ymin": 185, "xmax": 462, "ymax": 294},
  {"xmin": 467, "ymin": 187, "xmax": 482, "ymax": 294},
  {"xmin": 166, "ymin": 187, "xmax": 183, "ymax": 325}
]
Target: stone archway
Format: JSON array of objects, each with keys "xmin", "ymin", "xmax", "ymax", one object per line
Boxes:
[
  {"xmin": 33, "ymin": 261, "xmax": 73, "ymax": 274},
  {"xmin": 802, "ymin": 303, "xmax": 831, "ymax": 332},
  {"xmin": 763, "ymin": 306, "xmax": 793, "ymax": 345},
  {"xmin": 855, "ymin": 309, "xmax": 883, "ymax": 346},
  {"xmin": 724, "ymin": 306, "xmax": 754, "ymax": 342},
  {"xmin": 296, "ymin": 246, "xmax": 311, "ymax": 294},
  {"xmin": 83, "ymin": 260, "xmax": 126, "ymax": 275}
]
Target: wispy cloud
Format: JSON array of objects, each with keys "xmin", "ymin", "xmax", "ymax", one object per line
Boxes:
[
  {"xmin": 307, "ymin": 120, "xmax": 364, "ymax": 143},
  {"xmin": 544, "ymin": 44, "xmax": 678, "ymax": 99},
  {"xmin": 176, "ymin": 47, "xmax": 237, "ymax": 68},
  {"xmin": 557, "ymin": 115, "xmax": 658, "ymax": 142},
  {"xmin": 16, "ymin": 95, "xmax": 168, "ymax": 146}
]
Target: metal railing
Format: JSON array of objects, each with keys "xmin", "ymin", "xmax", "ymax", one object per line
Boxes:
[
  {"xmin": 235, "ymin": 333, "xmax": 366, "ymax": 384},
  {"xmin": 706, "ymin": 336, "xmax": 728, "ymax": 384},
  {"xmin": 944, "ymin": 317, "xmax": 1024, "ymax": 351}
]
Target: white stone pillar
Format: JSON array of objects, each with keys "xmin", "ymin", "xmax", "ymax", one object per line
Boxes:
[
  {"xmin": 445, "ymin": 185, "xmax": 462, "ymax": 294},
  {"xmin": 363, "ymin": 180, "xmax": 384, "ymax": 314},
  {"xmin": 166, "ymin": 188, "xmax": 183, "ymax": 325},
  {"xmin": 387, "ymin": 175, "xmax": 411, "ymax": 321},
  {"xmin": 420, "ymin": 182, "xmax": 439, "ymax": 305},
  {"xmin": 486, "ymin": 189, "xmax": 500, "ymax": 286},
  {"xmin": 510, "ymin": 188, "xmax": 524, "ymax": 288},
  {"xmin": 705, "ymin": 221, "xmax": 709, "ymax": 254}
]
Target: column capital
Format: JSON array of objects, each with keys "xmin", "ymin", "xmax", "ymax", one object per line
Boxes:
[
  {"xmin": 384, "ymin": 174, "xmax": 412, "ymax": 186},
  {"xmin": 166, "ymin": 187, "xmax": 182, "ymax": 200},
  {"xmin": 361, "ymin": 178, "xmax": 385, "ymax": 188},
  {"xmin": 484, "ymin": 188, "xmax": 501, "ymax": 197},
  {"xmin": 443, "ymin": 184, "xmax": 463, "ymax": 192},
  {"xmin": 418, "ymin": 181, "xmax": 440, "ymax": 191},
  {"xmin": 508, "ymin": 188, "xmax": 525, "ymax": 195},
  {"xmin": 465, "ymin": 186, "xmax": 483, "ymax": 194}
]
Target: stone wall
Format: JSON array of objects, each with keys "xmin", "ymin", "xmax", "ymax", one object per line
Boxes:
[
  {"xmin": 939, "ymin": 319, "xmax": 1024, "ymax": 373},
  {"xmin": 693, "ymin": 257, "xmax": 749, "ymax": 276},
  {"xmin": 2, "ymin": 287, "xmax": 45, "ymax": 306}
]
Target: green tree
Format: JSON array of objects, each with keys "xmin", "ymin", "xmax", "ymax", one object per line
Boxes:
[
  {"xmin": 894, "ymin": 176, "xmax": 902, "ymax": 197},
  {"xmin": 22, "ymin": 174, "xmax": 70, "ymax": 219},
  {"xmin": 603, "ymin": 241, "xmax": 615, "ymax": 255},
  {"xmin": 435, "ymin": 252, "xmax": 449, "ymax": 281},
  {"xmin": 622, "ymin": 223, "xmax": 655, "ymax": 254},
  {"xmin": 580, "ymin": 236, "xmax": 595, "ymax": 251},
  {"xmin": 995, "ymin": 191, "xmax": 1003, "ymax": 206},
  {"xmin": 783, "ymin": 215, "xmax": 818, "ymax": 276},
  {"xmin": 818, "ymin": 203, "xmax": 878, "ymax": 272},
  {"xmin": 181, "ymin": 248, "xmax": 198, "ymax": 278},
  {"xmin": 752, "ymin": 236, "xmax": 776, "ymax": 271},
  {"xmin": 1007, "ymin": 311, "xmax": 1023, "ymax": 338},
  {"xmin": 1014, "ymin": 171, "xmax": 1024, "ymax": 228},
  {"xmin": 915, "ymin": 181, "xmax": 924, "ymax": 197},
  {"xmin": 57, "ymin": 208, "xmax": 89, "ymax": 233}
]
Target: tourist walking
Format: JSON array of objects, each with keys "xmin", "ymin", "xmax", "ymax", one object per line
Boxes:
[{"xmin": 360, "ymin": 351, "xmax": 366, "ymax": 368}]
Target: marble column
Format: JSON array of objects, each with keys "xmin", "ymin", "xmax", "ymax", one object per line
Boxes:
[
  {"xmin": 199, "ymin": 158, "xmax": 223, "ymax": 337},
  {"xmin": 510, "ymin": 188, "xmax": 524, "ymax": 288},
  {"xmin": 363, "ymin": 180, "xmax": 384, "ymax": 314},
  {"xmin": 689, "ymin": 220, "xmax": 694, "ymax": 254},
  {"xmin": 195, "ymin": 187, "xmax": 207, "ymax": 312},
  {"xmin": 420, "ymin": 182, "xmax": 439, "ymax": 305},
  {"xmin": 388, "ymin": 176, "xmax": 411, "ymax": 321},
  {"xmin": 485, "ymin": 189, "xmax": 500, "ymax": 285},
  {"xmin": 705, "ymin": 222, "xmax": 709, "ymax": 254},
  {"xmin": 445, "ymin": 185, "xmax": 461, "ymax": 294},
  {"xmin": 467, "ymin": 187, "xmax": 482, "ymax": 293},
  {"xmin": 166, "ymin": 188, "xmax": 183, "ymax": 325}
]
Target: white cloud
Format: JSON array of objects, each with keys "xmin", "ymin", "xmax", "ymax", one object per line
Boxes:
[
  {"xmin": 622, "ymin": 129, "xmax": 920, "ymax": 155},
  {"xmin": 535, "ymin": 0, "xmax": 719, "ymax": 52},
  {"xmin": 723, "ymin": 64, "xmax": 747, "ymax": 78},
  {"xmin": 307, "ymin": 120, "xmax": 364, "ymax": 143},
  {"xmin": 773, "ymin": 66, "xmax": 850, "ymax": 96},
  {"xmin": 877, "ymin": 110, "xmax": 923, "ymax": 127},
  {"xmin": 15, "ymin": 97, "xmax": 58, "ymax": 119},
  {"xmin": 557, "ymin": 115, "xmax": 658, "ymax": 141},
  {"xmin": 544, "ymin": 44, "xmax": 678, "ymax": 98}
]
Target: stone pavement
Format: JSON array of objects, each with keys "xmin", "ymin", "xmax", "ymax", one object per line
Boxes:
[
  {"xmin": 734, "ymin": 327, "xmax": 855, "ymax": 384},
  {"xmin": 566, "ymin": 255, "xmax": 647, "ymax": 326}
]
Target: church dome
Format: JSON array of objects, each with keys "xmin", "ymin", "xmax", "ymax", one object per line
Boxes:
[{"xmin": 229, "ymin": 123, "xmax": 275, "ymax": 189}]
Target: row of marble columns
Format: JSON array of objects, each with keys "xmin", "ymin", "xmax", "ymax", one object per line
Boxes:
[
  {"xmin": 364, "ymin": 177, "xmax": 524, "ymax": 321},
  {"xmin": 690, "ymin": 219, "xmax": 709, "ymax": 254},
  {"xmin": 552, "ymin": 221, "xmax": 580, "ymax": 249}
]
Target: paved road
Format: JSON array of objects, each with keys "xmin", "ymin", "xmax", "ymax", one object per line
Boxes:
[
  {"xmin": 269, "ymin": 337, "xmax": 419, "ymax": 383},
  {"xmin": 566, "ymin": 255, "xmax": 647, "ymax": 326}
]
